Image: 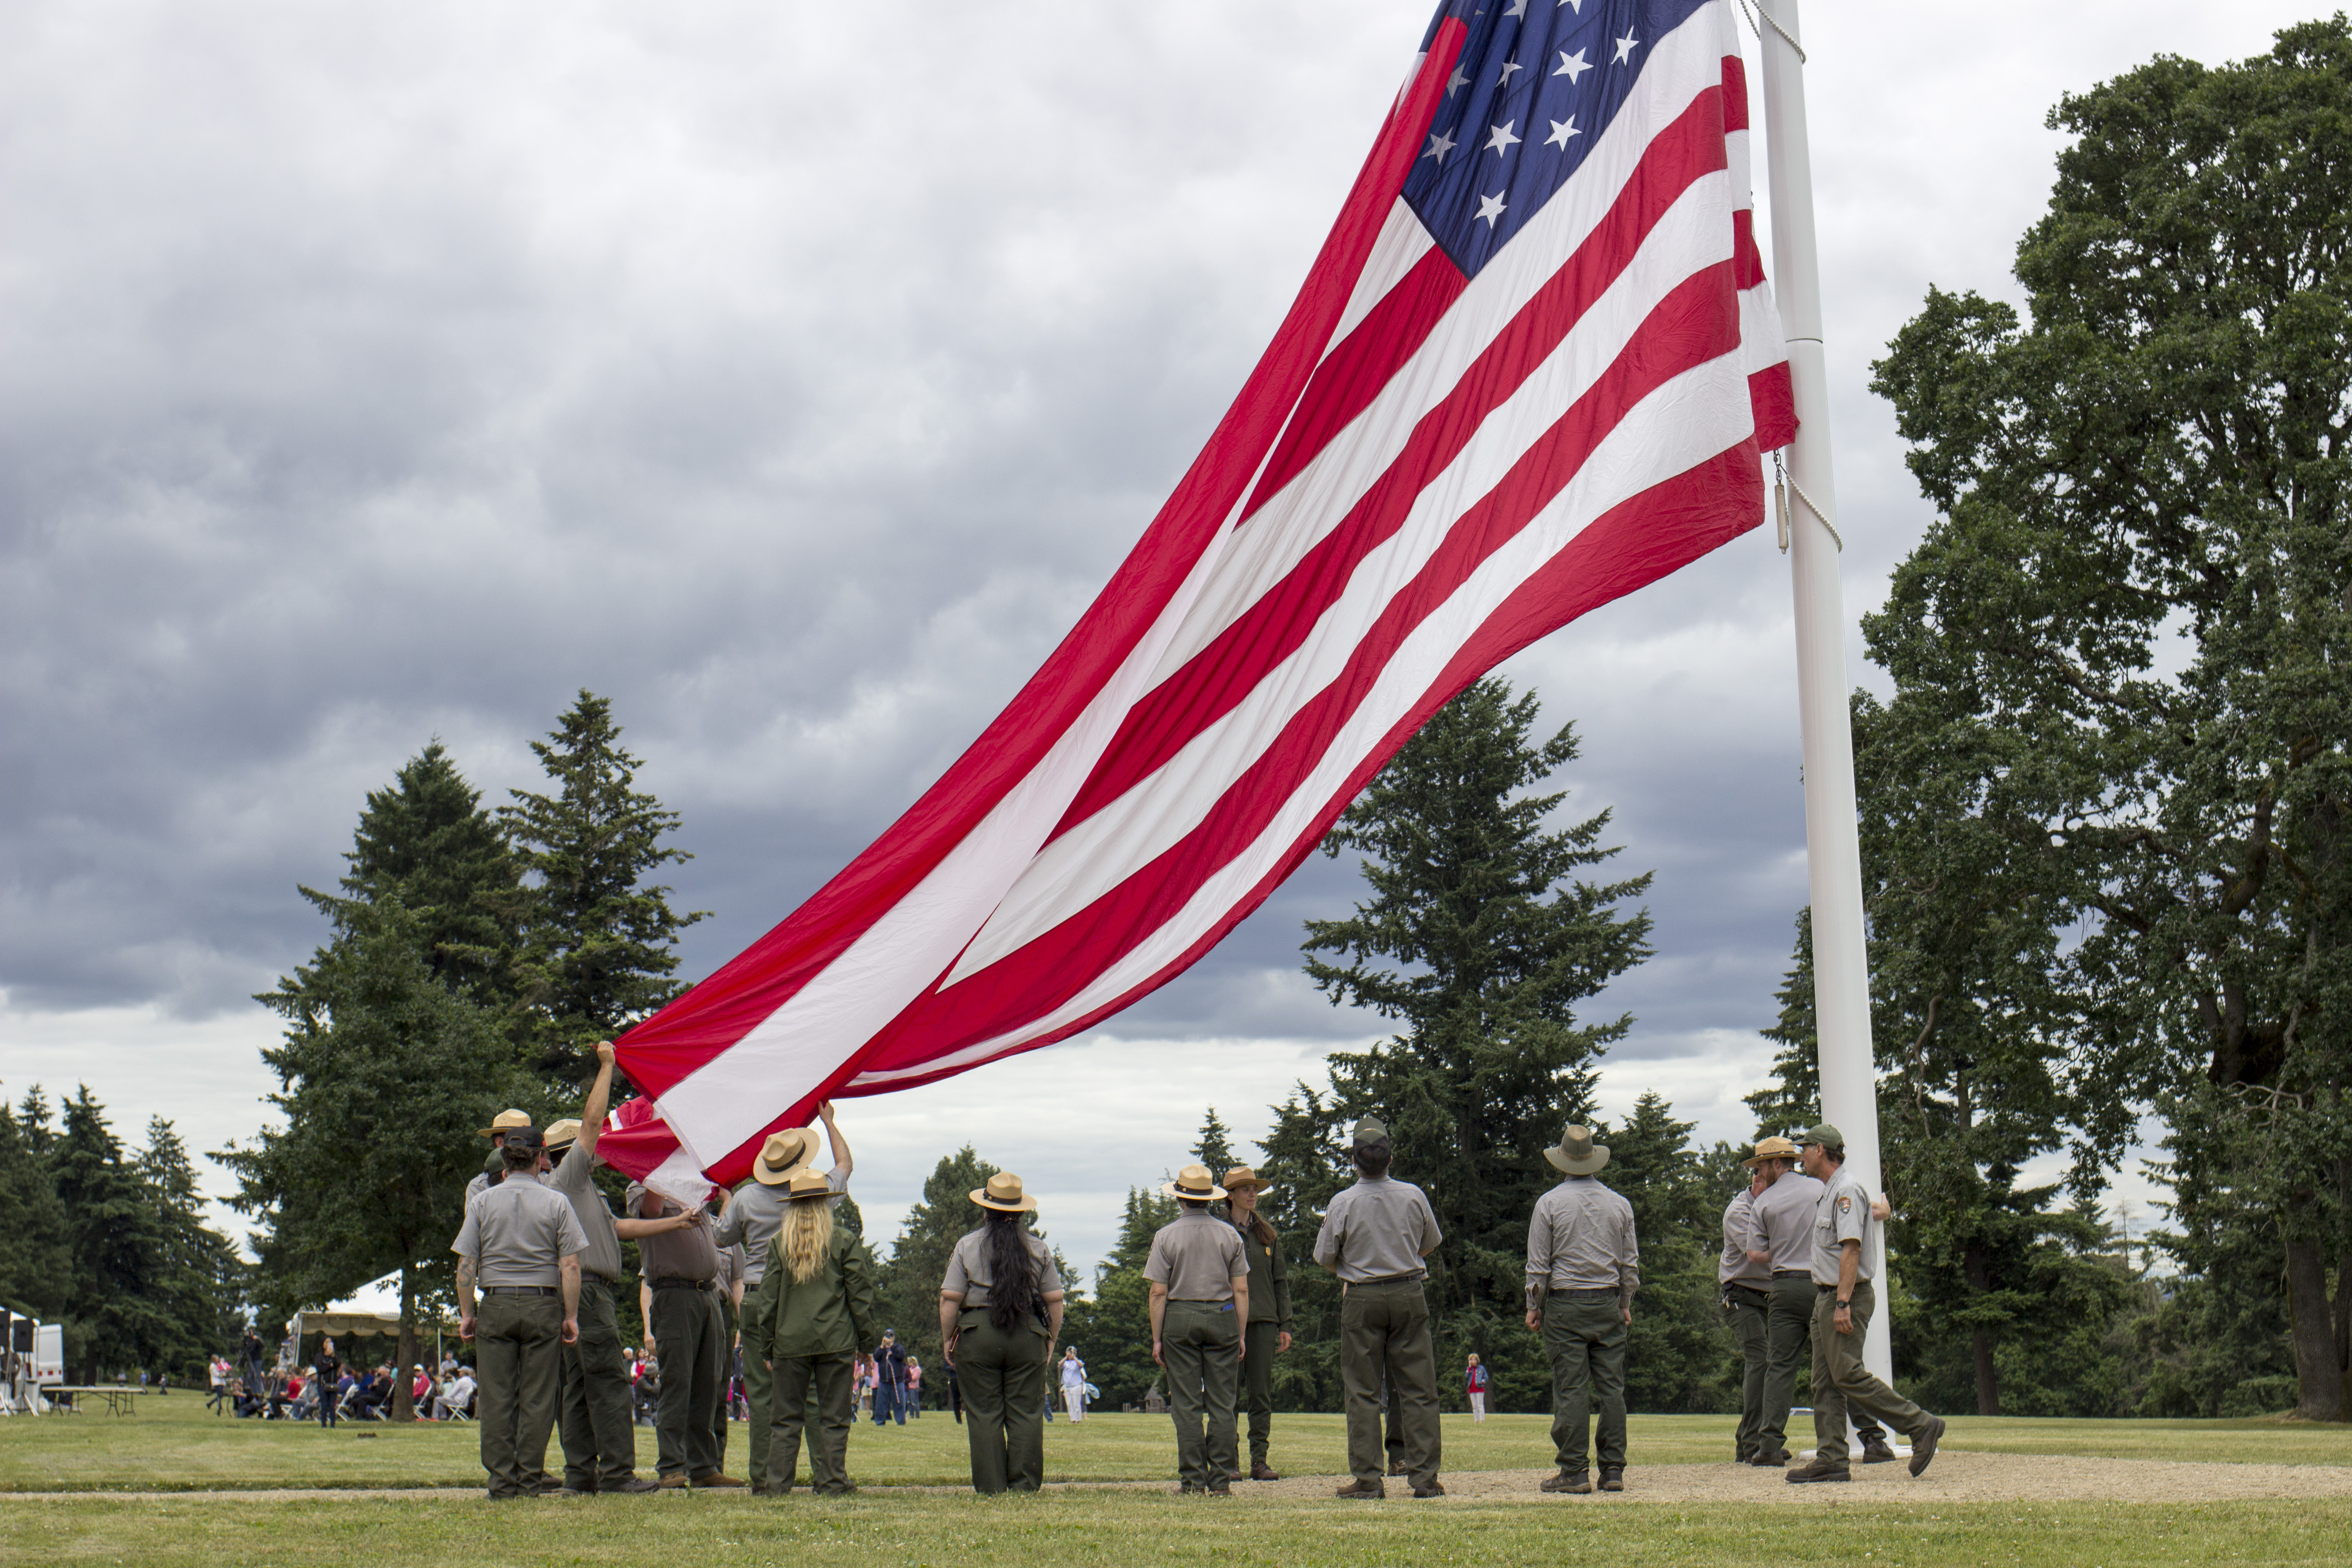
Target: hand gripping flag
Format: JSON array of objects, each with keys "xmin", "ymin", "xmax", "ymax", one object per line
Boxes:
[{"xmin": 603, "ymin": 0, "xmax": 1794, "ymax": 1196}]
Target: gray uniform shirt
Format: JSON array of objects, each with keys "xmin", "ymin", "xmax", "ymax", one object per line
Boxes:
[
  {"xmin": 451, "ymin": 1172, "xmax": 589, "ymax": 1288},
  {"xmin": 941, "ymin": 1227, "xmax": 1064, "ymax": 1307},
  {"xmin": 1524, "ymin": 1176, "xmax": 1640, "ymax": 1310},
  {"xmin": 1143, "ymin": 1210, "xmax": 1248, "ymax": 1301},
  {"xmin": 1313, "ymin": 1175, "xmax": 1441, "ymax": 1283},
  {"xmin": 1751, "ymin": 1171, "xmax": 1826, "ymax": 1274},
  {"xmin": 548, "ymin": 1147, "xmax": 625, "ymax": 1283},
  {"xmin": 1719, "ymin": 1188, "xmax": 1771, "ymax": 1288},
  {"xmin": 625, "ymin": 1183, "xmax": 722, "ymax": 1284},
  {"xmin": 714, "ymin": 1166, "xmax": 849, "ymax": 1286},
  {"xmin": 1811, "ymin": 1168, "xmax": 1876, "ymax": 1286}
]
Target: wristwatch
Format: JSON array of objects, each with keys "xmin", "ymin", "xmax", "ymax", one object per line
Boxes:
[{"xmin": 1836, "ymin": 1297, "xmax": 1851, "ymax": 1307}]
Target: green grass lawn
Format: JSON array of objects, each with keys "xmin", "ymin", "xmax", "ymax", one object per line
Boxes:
[
  {"xmin": 5, "ymin": 1397, "xmax": 2349, "ymax": 1566},
  {"xmin": 4, "ymin": 1393, "xmax": 2346, "ymax": 1493}
]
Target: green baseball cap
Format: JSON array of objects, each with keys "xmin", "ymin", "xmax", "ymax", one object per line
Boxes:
[
  {"xmin": 1351, "ymin": 1116, "xmax": 1390, "ymax": 1147},
  {"xmin": 1798, "ymin": 1123, "xmax": 1844, "ymax": 1148}
]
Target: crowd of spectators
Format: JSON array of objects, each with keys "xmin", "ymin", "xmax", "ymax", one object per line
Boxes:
[{"xmin": 205, "ymin": 1330, "xmax": 483, "ymax": 1423}]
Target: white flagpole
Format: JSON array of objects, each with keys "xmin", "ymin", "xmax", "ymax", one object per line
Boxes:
[{"xmin": 1753, "ymin": 0, "xmax": 1894, "ymax": 1389}]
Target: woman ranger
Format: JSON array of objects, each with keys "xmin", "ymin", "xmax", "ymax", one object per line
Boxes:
[
  {"xmin": 939, "ymin": 1172, "xmax": 1066, "ymax": 1494},
  {"xmin": 748, "ymin": 1169, "xmax": 878, "ymax": 1497}
]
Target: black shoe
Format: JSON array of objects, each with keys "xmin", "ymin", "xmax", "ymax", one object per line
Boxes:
[
  {"xmin": 535, "ymin": 1476, "xmax": 564, "ymax": 1494},
  {"xmin": 1599, "ymin": 1469, "xmax": 1623, "ymax": 1493},
  {"xmin": 1785, "ymin": 1462, "xmax": 1850, "ymax": 1484},
  {"xmin": 1860, "ymin": 1438, "xmax": 1898, "ymax": 1465},
  {"xmin": 1411, "ymin": 1480, "xmax": 1446, "ymax": 1499},
  {"xmin": 1735, "ymin": 1448, "xmax": 1753, "ymax": 1465},
  {"xmin": 820, "ymin": 1485, "xmax": 858, "ymax": 1497},
  {"xmin": 1909, "ymin": 1416, "xmax": 1946, "ymax": 1476},
  {"xmin": 1539, "ymin": 1471, "xmax": 1592, "ymax": 1494},
  {"xmin": 607, "ymin": 1476, "xmax": 661, "ymax": 1494},
  {"xmin": 1750, "ymin": 1450, "xmax": 1790, "ymax": 1468},
  {"xmin": 1334, "ymin": 1480, "xmax": 1384, "ymax": 1499},
  {"xmin": 760, "ymin": 1483, "xmax": 794, "ymax": 1497}
]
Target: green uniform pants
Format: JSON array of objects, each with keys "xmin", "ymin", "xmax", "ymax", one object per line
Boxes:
[
  {"xmin": 740, "ymin": 1298, "xmax": 774, "ymax": 1488},
  {"xmin": 476, "ymin": 1291, "xmax": 563, "ymax": 1499},
  {"xmin": 1162, "ymin": 1300, "xmax": 1241, "ymax": 1490},
  {"xmin": 1339, "ymin": 1278, "xmax": 1440, "ymax": 1489},
  {"xmin": 558, "ymin": 1278, "xmax": 638, "ymax": 1490},
  {"xmin": 765, "ymin": 1352, "xmax": 855, "ymax": 1495},
  {"xmin": 1543, "ymin": 1290, "xmax": 1627, "ymax": 1475},
  {"xmin": 955, "ymin": 1309, "xmax": 1049, "ymax": 1494},
  {"xmin": 1761, "ymin": 1274, "xmax": 1882, "ymax": 1456},
  {"xmin": 710, "ymin": 1291, "xmax": 735, "ymax": 1474},
  {"xmin": 649, "ymin": 1283, "xmax": 723, "ymax": 1480},
  {"xmin": 1240, "ymin": 1319, "xmax": 1279, "ymax": 1465},
  {"xmin": 1723, "ymin": 1283, "xmax": 1770, "ymax": 1460},
  {"xmin": 1810, "ymin": 1282, "xmax": 1929, "ymax": 1469}
]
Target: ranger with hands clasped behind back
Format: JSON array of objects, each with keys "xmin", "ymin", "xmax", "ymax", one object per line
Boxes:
[
  {"xmin": 1314, "ymin": 1116, "xmax": 1444, "ymax": 1500},
  {"xmin": 1219, "ymin": 1165, "xmax": 1292, "ymax": 1482},
  {"xmin": 1146, "ymin": 1164, "xmax": 1250, "ymax": 1495},
  {"xmin": 1525, "ymin": 1125, "xmax": 1638, "ymax": 1494},
  {"xmin": 1784, "ymin": 1124, "xmax": 1947, "ymax": 1485}
]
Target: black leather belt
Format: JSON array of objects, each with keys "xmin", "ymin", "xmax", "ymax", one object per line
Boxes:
[
  {"xmin": 481, "ymin": 1285, "xmax": 559, "ymax": 1297},
  {"xmin": 1725, "ymin": 1282, "xmax": 1770, "ymax": 1298},
  {"xmin": 1773, "ymin": 1269, "xmax": 1810, "ymax": 1279},
  {"xmin": 652, "ymin": 1277, "xmax": 713, "ymax": 1290},
  {"xmin": 1548, "ymin": 1287, "xmax": 1618, "ymax": 1301}
]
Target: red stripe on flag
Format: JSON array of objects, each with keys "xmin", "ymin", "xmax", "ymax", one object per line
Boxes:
[
  {"xmin": 845, "ymin": 442, "xmax": 1765, "ymax": 1095},
  {"xmin": 1054, "ymin": 89, "xmax": 1731, "ymax": 835},
  {"xmin": 1721, "ymin": 54, "xmax": 1750, "ymax": 133},
  {"xmin": 1749, "ymin": 360, "xmax": 1796, "ymax": 451}
]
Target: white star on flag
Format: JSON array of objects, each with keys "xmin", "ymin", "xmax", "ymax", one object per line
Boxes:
[
  {"xmin": 1424, "ymin": 128, "xmax": 1456, "ymax": 162},
  {"xmin": 1545, "ymin": 116, "xmax": 1579, "ymax": 148},
  {"xmin": 1485, "ymin": 119, "xmax": 1521, "ymax": 154},
  {"xmin": 1505, "ymin": 0, "xmax": 1529, "ymax": 16},
  {"xmin": 1448, "ymin": 64, "xmax": 1470, "ymax": 96},
  {"xmin": 1614, "ymin": 33, "xmax": 1641, "ymax": 64},
  {"xmin": 1554, "ymin": 49, "xmax": 1590, "ymax": 83},
  {"xmin": 1475, "ymin": 190, "xmax": 1506, "ymax": 227},
  {"xmin": 1498, "ymin": 60, "xmax": 1524, "ymax": 86},
  {"xmin": 1559, "ymin": 0, "xmax": 1584, "ymax": 11}
]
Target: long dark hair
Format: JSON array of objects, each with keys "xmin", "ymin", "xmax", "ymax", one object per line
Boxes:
[{"xmin": 984, "ymin": 1210, "xmax": 1039, "ymax": 1332}]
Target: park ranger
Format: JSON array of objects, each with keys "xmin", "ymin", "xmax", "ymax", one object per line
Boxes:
[
  {"xmin": 1785, "ymin": 1124, "xmax": 1947, "ymax": 1485},
  {"xmin": 1720, "ymin": 1157, "xmax": 1774, "ymax": 1464},
  {"xmin": 542, "ymin": 1043, "xmax": 657, "ymax": 1495},
  {"xmin": 940, "ymin": 1173, "xmax": 1066, "ymax": 1494},
  {"xmin": 712, "ymin": 1106, "xmax": 855, "ymax": 1490},
  {"xmin": 1145, "ymin": 1163, "xmax": 1249, "ymax": 1495},
  {"xmin": 1220, "ymin": 1165, "xmax": 1292, "ymax": 1482},
  {"xmin": 466, "ymin": 1108, "xmax": 533, "ymax": 1205},
  {"xmin": 452, "ymin": 1127, "xmax": 588, "ymax": 1500},
  {"xmin": 1314, "ymin": 1115, "xmax": 1444, "ymax": 1500},
  {"xmin": 707, "ymin": 1198, "xmax": 748, "ymax": 1475},
  {"xmin": 1525, "ymin": 1125, "xmax": 1639, "ymax": 1495},
  {"xmin": 1743, "ymin": 1134, "xmax": 1891, "ymax": 1468},
  {"xmin": 628, "ymin": 1177, "xmax": 744, "ymax": 1490}
]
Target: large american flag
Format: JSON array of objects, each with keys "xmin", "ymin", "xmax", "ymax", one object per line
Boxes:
[{"xmin": 603, "ymin": 0, "xmax": 1793, "ymax": 1195}]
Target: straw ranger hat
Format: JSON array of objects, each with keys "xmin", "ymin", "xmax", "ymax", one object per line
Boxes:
[
  {"xmin": 1741, "ymin": 1135, "xmax": 1800, "ymax": 1168},
  {"xmin": 970, "ymin": 1171, "xmax": 1039, "ymax": 1212},
  {"xmin": 1544, "ymin": 1124, "xmax": 1610, "ymax": 1176},
  {"xmin": 1159, "ymin": 1163, "xmax": 1228, "ymax": 1202},
  {"xmin": 751, "ymin": 1127, "xmax": 820, "ymax": 1186},
  {"xmin": 543, "ymin": 1118, "xmax": 584, "ymax": 1151},
  {"xmin": 478, "ymin": 1108, "xmax": 531, "ymax": 1139},
  {"xmin": 1220, "ymin": 1165, "xmax": 1274, "ymax": 1198},
  {"xmin": 784, "ymin": 1167, "xmax": 833, "ymax": 1202}
]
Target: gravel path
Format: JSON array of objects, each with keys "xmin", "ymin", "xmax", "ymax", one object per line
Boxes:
[{"xmin": 7, "ymin": 1452, "xmax": 2352, "ymax": 1505}]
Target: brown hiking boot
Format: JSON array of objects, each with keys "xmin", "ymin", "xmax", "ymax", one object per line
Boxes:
[
  {"xmin": 1388, "ymin": 1460, "xmax": 1409, "ymax": 1476},
  {"xmin": 1540, "ymin": 1470, "xmax": 1592, "ymax": 1494},
  {"xmin": 1860, "ymin": 1437, "xmax": 1898, "ymax": 1465},
  {"xmin": 1784, "ymin": 1461, "xmax": 1850, "ymax": 1484},
  {"xmin": 656, "ymin": 1475, "xmax": 691, "ymax": 1491},
  {"xmin": 1250, "ymin": 1460, "xmax": 1282, "ymax": 1481},
  {"xmin": 1599, "ymin": 1468, "xmax": 1624, "ymax": 1492},
  {"xmin": 1334, "ymin": 1480, "xmax": 1385, "ymax": 1499},
  {"xmin": 1411, "ymin": 1480, "xmax": 1446, "ymax": 1498},
  {"xmin": 1909, "ymin": 1416, "xmax": 1946, "ymax": 1476},
  {"xmin": 693, "ymin": 1473, "xmax": 746, "ymax": 1489},
  {"xmin": 1749, "ymin": 1449, "xmax": 1791, "ymax": 1467}
]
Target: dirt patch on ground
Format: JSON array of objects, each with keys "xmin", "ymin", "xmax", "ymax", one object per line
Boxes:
[{"xmin": 7, "ymin": 1452, "xmax": 2351, "ymax": 1504}]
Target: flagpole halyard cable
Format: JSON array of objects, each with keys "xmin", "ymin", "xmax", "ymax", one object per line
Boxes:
[
  {"xmin": 1773, "ymin": 450, "xmax": 1841, "ymax": 552},
  {"xmin": 1736, "ymin": 0, "xmax": 1808, "ymax": 64}
]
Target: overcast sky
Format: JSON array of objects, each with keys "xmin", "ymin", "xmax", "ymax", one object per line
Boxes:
[{"xmin": 1, "ymin": 1, "xmax": 2314, "ymax": 1296}]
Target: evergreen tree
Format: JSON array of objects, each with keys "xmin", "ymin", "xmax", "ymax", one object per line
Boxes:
[
  {"xmin": 1300, "ymin": 678, "xmax": 1651, "ymax": 1362},
  {"xmin": 1191, "ymin": 1109, "xmax": 1236, "ymax": 1178},
  {"xmin": 222, "ymin": 895, "xmax": 527, "ymax": 1419},
  {"xmin": 1084, "ymin": 1187, "xmax": 1181, "ymax": 1411},
  {"xmin": 1744, "ymin": 911, "xmax": 1821, "ymax": 1141},
  {"xmin": 1252, "ymin": 1087, "xmax": 1354, "ymax": 1413},
  {"xmin": 343, "ymin": 740, "xmax": 524, "ymax": 1009},
  {"xmin": 137, "ymin": 1119, "xmax": 248, "ymax": 1381},
  {"xmin": 52, "ymin": 1088, "xmax": 174, "ymax": 1384},
  {"xmin": 503, "ymin": 691, "xmax": 707, "ymax": 1084},
  {"xmin": 0, "ymin": 1089, "xmax": 70, "ymax": 1321}
]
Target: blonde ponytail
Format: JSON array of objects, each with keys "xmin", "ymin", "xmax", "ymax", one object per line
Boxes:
[{"xmin": 782, "ymin": 1197, "xmax": 835, "ymax": 1284}]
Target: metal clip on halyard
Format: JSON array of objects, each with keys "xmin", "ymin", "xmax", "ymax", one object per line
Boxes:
[{"xmin": 1773, "ymin": 451, "xmax": 1841, "ymax": 553}]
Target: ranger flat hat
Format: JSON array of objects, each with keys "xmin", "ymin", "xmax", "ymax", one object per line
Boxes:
[
  {"xmin": 1221, "ymin": 1165, "xmax": 1274, "ymax": 1197},
  {"xmin": 1350, "ymin": 1116, "xmax": 1390, "ymax": 1148},
  {"xmin": 784, "ymin": 1167, "xmax": 833, "ymax": 1202},
  {"xmin": 1798, "ymin": 1122, "xmax": 1845, "ymax": 1149},
  {"xmin": 1741, "ymin": 1135, "xmax": 1801, "ymax": 1167},
  {"xmin": 543, "ymin": 1118, "xmax": 584, "ymax": 1151},
  {"xmin": 1159, "ymin": 1163, "xmax": 1228, "ymax": 1202},
  {"xmin": 751, "ymin": 1127, "xmax": 819, "ymax": 1186},
  {"xmin": 478, "ymin": 1107, "xmax": 531, "ymax": 1139},
  {"xmin": 970, "ymin": 1171, "xmax": 1039, "ymax": 1212},
  {"xmin": 1544, "ymin": 1124, "xmax": 1610, "ymax": 1176}
]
